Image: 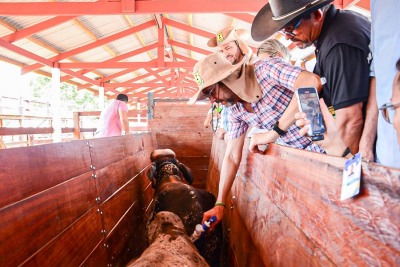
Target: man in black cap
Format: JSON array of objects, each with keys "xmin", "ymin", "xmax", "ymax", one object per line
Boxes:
[{"xmin": 251, "ymin": 0, "xmax": 371, "ymax": 155}]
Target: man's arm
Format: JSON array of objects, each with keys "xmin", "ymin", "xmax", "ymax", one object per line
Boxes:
[
  {"xmin": 202, "ymin": 133, "xmax": 246, "ymax": 228},
  {"xmin": 334, "ymin": 104, "xmax": 364, "ymax": 153},
  {"xmin": 118, "ymin": 109, "xmax": 129, "ymax": 134},
  {"xmin": 322, "ymin": 44, "xmax": 370, "ymax": 154},
  {"xmin": 358, "ymin": 77, "xmax": 377, "ymax": 161},
  {"xmin": 249, "ymin": 71, "xmax": 322, "ymax": 152},
  {"xmin": 204, "ymin": 109, "xmax": 212, "ymax": 128}
]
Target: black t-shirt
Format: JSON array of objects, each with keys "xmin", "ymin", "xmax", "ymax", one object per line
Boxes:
[
  {"xmin": 318, "ymin": 43, "xmax": 370, "ymax": 110},
  {"xmin": 313, "ymin": 5, "xmax": 371, "ymax": 112}
]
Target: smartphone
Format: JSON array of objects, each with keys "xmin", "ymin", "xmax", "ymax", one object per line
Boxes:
[{"xmin": 295, "ymin": 87, "xmax": 326, "ymax": 141}]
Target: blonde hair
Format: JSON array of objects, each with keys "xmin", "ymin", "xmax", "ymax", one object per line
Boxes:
[{"xmin": 257, "ymin": 39, "xmax": 290, "ymax": 60}]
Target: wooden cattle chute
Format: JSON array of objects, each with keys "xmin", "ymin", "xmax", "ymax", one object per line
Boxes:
[
  {"xmin": 1, "ymin": 102, "xmax": 398, "ymax": 266},
  {"xmin": 149, "ymin": 103, "xmax": 212, "ymax": 189},
  {"xmin": 208, "ymin": 137, "xmax": 400, "ymax": 266},
  {"xmin": 0, "ymin": 103, "xmax": 213, "ymax": 266},
  {"xmin": 0, "ymin": 133, "xmax": 157, "ymax": 266}
]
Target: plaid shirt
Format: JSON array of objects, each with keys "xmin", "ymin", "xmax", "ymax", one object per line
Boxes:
[{"xmin": 225, "ymin": 58, "xmax": 324, "ymax": 153}]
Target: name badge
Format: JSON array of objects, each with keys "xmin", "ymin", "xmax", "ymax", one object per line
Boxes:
[{"xmin": 340, "ymin": 152, "xmax": 362, "ymax": 201}]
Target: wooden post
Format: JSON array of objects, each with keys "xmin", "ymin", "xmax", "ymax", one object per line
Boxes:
[
  {"xmin": 28, "ymin": 134, "xmax": 34, "ymax": 146},
  {"xmin": 147, "ymin": 92, "xmax": 154, "ymax": 119}
]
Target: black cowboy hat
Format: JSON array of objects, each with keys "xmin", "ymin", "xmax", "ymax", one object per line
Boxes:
[{"xmin": 251, "ymin": 0, "xmax": 333, "ymax": 42}]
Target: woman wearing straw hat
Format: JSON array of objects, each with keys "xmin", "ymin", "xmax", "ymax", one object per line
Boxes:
[{"xmin": 251, "ymin": 0, "xmax": 371, "ymax": 156}]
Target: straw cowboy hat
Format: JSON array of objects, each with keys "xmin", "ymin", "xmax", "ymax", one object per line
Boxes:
[
  {"xmin": 251, "ymin": 0, "xmax": 333, "ymax": 41},
  {"xmin": 188, "ymin": 52, "xmax": 262, "ymax": 104},
  {"xmin": 207, "ymin": 26, "xmax": 252, "ymax": 56}
]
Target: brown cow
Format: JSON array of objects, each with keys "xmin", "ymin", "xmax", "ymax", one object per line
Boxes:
[
  {"xmin": 145, "ymin": 149, "xmax": 222, "ymax": 266},
  {"xmin": 126, "ymin": 211, "xmax": 209, "ymax": 267}
]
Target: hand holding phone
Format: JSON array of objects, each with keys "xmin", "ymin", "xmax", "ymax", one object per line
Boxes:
[{"xmin": 295, "ymin": 87, "xmax": 326, "ymax": 141}]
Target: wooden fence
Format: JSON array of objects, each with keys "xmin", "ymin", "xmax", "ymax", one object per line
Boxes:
[
  {"xmin": 0, "ymin": 110, "xmax": 148, "ymax": 148},
  {"xmin": 0, "ymin": 133, "xmax": 157, "ymax": 266},
  {"xmin": 208, "ymin": 136, "xmax": 400, "ymax": 266}
]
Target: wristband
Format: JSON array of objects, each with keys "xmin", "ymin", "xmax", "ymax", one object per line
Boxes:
[
  {"xmin": 341, "ymin": 147, "xmax": 351, "ymax": 157},
  {"xmin": 272, "ymin": 121, "xmax": 287, "ymax": 136},
  {"xmin": 214, "ymin": 202, "xmax": 226, "ymax": 207}
]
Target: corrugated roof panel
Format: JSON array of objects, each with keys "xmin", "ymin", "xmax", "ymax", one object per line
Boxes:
[
  {"xmin": 78, "ymin": 15, "xmax": 131, "ymax": 39},
  {"xmin": 38, "ymin": 20, "xmax": 93, "ymax": 52},
  {"xmin": 0, "ymin": 21, "xmax": 15, "ymax": 37},
  {"xmin": 167, "ymin": 14, "xmax": 188, "ymax": 25},
  {"xmin": 107, "ymin": 34, "xmax": 154, "ymax": 59},
  {"xmin": 133, "ymin": 26, "xmax": 158, "ymax": 46},
  {"xmin": 71, "ymin": 46, "xmax": 114, "ymax": 62},
  {"xmin": 14, "ymin": 38, "xmax": 58, "ymax": 60},
  {"xmin": 122, "ymin": 47, "xmax": 157, "ymax": 62},
  {"xmin": 0, "ymin": 15, "xmax": 54, "ymax": 29},
  {"xmin": 0, "ymin": 47, "xmax": 30, "ymax": 65},
  {"xmin": 193, "ymin": 14, "xmax": 232, "ymax": 34}
]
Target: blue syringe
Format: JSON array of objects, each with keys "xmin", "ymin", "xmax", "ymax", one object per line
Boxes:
[{"xmin": 189, "ymin": 216, "xmax": 217, "ymax": 242}]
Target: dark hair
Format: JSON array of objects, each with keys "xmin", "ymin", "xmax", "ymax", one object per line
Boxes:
[
  {"xmin": 116, "ymin": 94, "xmax": 128, "ymax": 102},
  {"xmin": 396, "ymin": 58, "xmax": 400, "ymax": 71}
]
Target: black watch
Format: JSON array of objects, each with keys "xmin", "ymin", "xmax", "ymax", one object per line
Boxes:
[{"xmin": 272, "ymin": 121, "xmax": 287, "ymax": 136}]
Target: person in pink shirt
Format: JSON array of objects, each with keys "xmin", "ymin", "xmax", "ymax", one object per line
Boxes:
[{"xmin": 95, "ymin": 94, "xmax": 130, "ymax": 137}]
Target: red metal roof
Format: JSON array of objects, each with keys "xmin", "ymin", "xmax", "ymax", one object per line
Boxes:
[{"xmin": 0, "ymin": 0, "xmax": 370, "ymax": 105}]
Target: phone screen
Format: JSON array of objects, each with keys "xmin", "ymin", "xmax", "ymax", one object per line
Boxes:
[{"xmin": 296, "ymin": 87, "xmax": 326, "ymax": 141}]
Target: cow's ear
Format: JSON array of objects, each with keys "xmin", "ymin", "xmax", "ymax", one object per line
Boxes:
[
  {"xmin": 146, "ymin": 164, "xmax": 157, "ymax": 188},
  {"xmin": 178, "ymin": 163, "xmax": 193, "ymax": 185}
]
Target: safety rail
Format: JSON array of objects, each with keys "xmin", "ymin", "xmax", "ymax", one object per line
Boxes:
[{"xmin": 0, "ymin": 110, "xmax": 148, "ymax": 148}]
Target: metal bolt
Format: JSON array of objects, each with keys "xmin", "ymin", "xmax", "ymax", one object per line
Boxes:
[{"xmin": 92, "ymin": 173, "xmax": 97, "ymax": 178}]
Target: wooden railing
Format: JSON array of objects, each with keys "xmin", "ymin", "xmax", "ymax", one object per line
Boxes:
[
  {"xmin": 0, "ymin": 110, "xmax": 148, "ymax": 148},
  {"xmin": 207, "ymin": 136, "xmax": 400, "ymax": 266}
]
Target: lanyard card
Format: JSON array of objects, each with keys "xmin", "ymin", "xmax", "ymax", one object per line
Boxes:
[{"xmin": 340, "ymin": 152, "xmax": 362, "ymax": 201}]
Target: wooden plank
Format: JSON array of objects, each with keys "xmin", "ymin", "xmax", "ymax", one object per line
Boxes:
[
  {"xmin": 21, "ymin": 208, "xmax": 104, "ymax": 266},
  {"xmin": 81, "ymin": 243, "xmax": 109, "ymax": 267},
  {"xmin": 94, "ymin": 156, "xmax": 149, "ymax": 203},
  {"xmin": 0, "ymin": 171, "xmax": 97, "ymax": 266},
  {"xmin": 152, "ymin": 104, "xmax": 209, "ymax": 118},
  {"xmin": 157, "ymin": 142, "xmax": 211, "ymax": 157},
  {"xmin": 233, "ymin": 173, "xmax": 335, "ymax": 266},
  {"xmin": 90, "ymin": 133, "xmax": 155, "ymax": 171},
  {"xmin": 104, "ymin": 201, "xmax": 147, "ymax": 266},
  {"xmin": 149, "ymin": 120, "xmax": 207, "ymax": 130},
  {"xmin": 225, "ymin": 188, "xmax": 266, "ymax": 267},
  {"xmin": 0, "ymin": 140, "xmax": 91, "ymax": 209},
  {"xmin": 155, "ymin": 132, "xmax": 212, "ymax": 146},
  {"xmin": 208, "ymin": 136, "xmax": 400, "ymax": 266},
  {"xmin": 100, "ymin": 171, "xmax": 151, "ymax": 234}
]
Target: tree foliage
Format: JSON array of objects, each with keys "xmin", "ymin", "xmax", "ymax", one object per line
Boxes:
[{"xmin": 29, "ymin": 75, "xmax": 100, "ymax": 116}]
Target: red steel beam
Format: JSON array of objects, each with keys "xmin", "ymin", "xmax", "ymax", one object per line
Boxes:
[
  {"xmin": 103, "ymin": 79, "xmax": 196, "ymax": 89},
  {"xmin": 224, "ymin": 13, "xmax": 255, "ymax": 24},
  {"xmin": 0, "ymin": 38, "xmax": 53, "ymax": 67},
  {"xmin": 61, "ymin": 43, "xmax": 158, "ymax": 83},
  {"xmin": 0, "ymin": 1, "xmax": 266, "ymax": 16},
  {"xmin": 168, "ymin": 40, "xmax": 211, "ymax": 55},
  {"xmin": 58, "ymin": 61, "xmax": 195, "ymax": 69},
  {"xmin": 21, "ymin": 20, "xmax": 156, "ymax": 74},
  {"xmin": 1, "ymin": 16, "xmax": 76, "ymax": 43},
  {"xmin": 164, "ymin": 18, "xmax": 214, "ymax": 39}
]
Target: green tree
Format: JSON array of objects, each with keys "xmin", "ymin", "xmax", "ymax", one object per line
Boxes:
[{"xmin": 29, "ymin": 75, "xmax": 99, "ymax": 116}]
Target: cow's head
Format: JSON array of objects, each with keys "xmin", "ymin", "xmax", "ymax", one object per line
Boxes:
[{"xmin": 147, "ymin": 149, "xmax": 193, "ymax": 188}]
